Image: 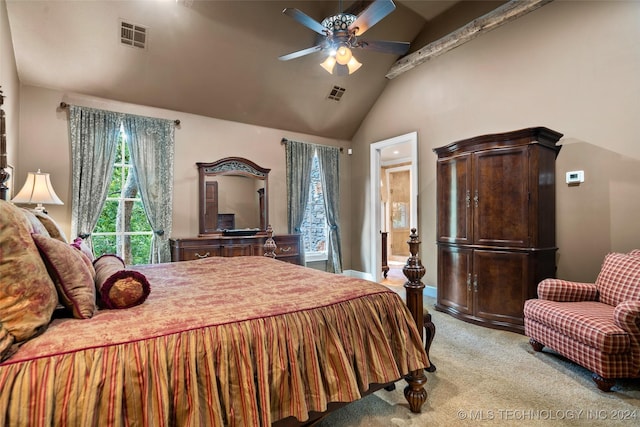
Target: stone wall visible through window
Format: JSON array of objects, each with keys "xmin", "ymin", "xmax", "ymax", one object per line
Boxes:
[{"xmin": 300, "ymin": 154, "xmax": 328, "ymax": 259}]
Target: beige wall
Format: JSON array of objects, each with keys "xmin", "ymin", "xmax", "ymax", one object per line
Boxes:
[
  {"xmin": 351, "ymin": 1, "xmax": 640, "ymax": 286},
  {"xmin": 0, "ymin": 0, "xmax": 19, "ymax": 176},
  {"xmin": 15, "ymin": 85, "xmax": 353, "ymax": 268}
]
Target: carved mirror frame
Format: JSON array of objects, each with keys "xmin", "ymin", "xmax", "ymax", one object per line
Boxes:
[{"xmin": 197, "ymin": 157, "xmax": 270, "ymax": 236}]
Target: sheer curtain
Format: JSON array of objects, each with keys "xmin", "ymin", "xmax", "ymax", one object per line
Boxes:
[
  {"xmin": 285, "ymin": 140, "xmax": 315, "ymax": 265},
  {"xmin": 123, "ymin": 115, "xmax": 175, "ymax": 263},
  {"xmin": 316, "ymin": 145, "xmax": 342, "ymax": 273},
  {"xmin": 69, "ymin": 106, "xmax": 121, "ymax": 245}
]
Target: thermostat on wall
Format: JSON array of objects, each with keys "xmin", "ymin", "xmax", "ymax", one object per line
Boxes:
[{"xmin": 566, "ymin": 170, "xmax": 584, "ymax": 184}]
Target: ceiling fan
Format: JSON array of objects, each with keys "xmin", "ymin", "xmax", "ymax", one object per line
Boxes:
[{"xmin": 278, "ymin": 0, "xmax": 410, "ymax": 75}]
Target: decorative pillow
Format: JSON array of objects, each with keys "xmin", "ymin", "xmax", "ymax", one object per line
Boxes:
[
  {"xmin": 32, "ymin": 233, "xmax": 97, "ymax": 319},
  {"xmin": 94, "ymin": 254, "xmax": 150, "ymax": 309},
  {"xmin": 629, "ymin": 249, "xmax": 640, "ymax": 258},
  {"xmin": 20, "ymin": 208, "xmax": 50, "ymax": 237},
  {"xmin": 71, "ymin": 236, "xmax": 94, "ymax": 262},
  {"xmin": 0, "ymin": 200, "xmax": 58, "ymax": 361},
  {"xmin": 32, "ymin": 210, "xmax": 68, "ymax": 243},
  {"xmin": 595, "ymin": 252, "xmax": 640, "ymax": 307}
]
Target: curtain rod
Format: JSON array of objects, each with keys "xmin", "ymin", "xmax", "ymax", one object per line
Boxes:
[
  {"xmin": 280, "ymin": 137, "xmax": 343, "ymax": 153},
  {"xmin": 59, "ymin": 102, "xmax": 181, "ymax": 126}
]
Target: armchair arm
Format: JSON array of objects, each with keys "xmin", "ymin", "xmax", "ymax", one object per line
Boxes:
[
  {"xmin": 613, "ymin": 300, "xmax": 640, "ymax": 335},
  {"xmin": 537, "ymin": 279, "xmax": 599, "ymax": 302}
]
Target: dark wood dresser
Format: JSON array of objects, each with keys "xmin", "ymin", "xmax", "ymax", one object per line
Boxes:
[
  {"xmin": 433, "ymin": 127, "xmax": 562, "ymax": 333},
  {"xmin": 170, "ymin": 234, "xmax": 303, "ymax": 265}
]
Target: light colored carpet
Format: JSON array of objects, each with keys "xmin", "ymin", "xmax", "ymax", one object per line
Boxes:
[{"xmin": 316, "ymin": 293, "xmax": 640, "ymax": 426}]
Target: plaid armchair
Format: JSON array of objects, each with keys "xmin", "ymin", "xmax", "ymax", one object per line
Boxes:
[{"xmin": 524, "ymin": 250, "xmax": 640, "ymax": 391}]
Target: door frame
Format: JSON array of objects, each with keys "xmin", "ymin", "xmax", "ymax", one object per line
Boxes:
[{"xmin": 369, "ymin": 132, "xmax": 418, "ymax": 282}]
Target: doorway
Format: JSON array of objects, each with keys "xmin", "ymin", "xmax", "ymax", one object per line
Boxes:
[{"xmin": 369, "ymin": 132, "xmax": 418, "ymax": 283}]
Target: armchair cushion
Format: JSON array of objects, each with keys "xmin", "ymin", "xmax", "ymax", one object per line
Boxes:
[
  {"xmin": 614, "ymin": 300, "xmax": 640, "ymax": 335},
  {"xmin": 537, "ymin": 279, "xmax": 598, "ymax": 302},
  {"xmin": 524, "ymin": 300, "xmax": 630, "ymax": 354},
  {"xmin": 596, "ymin": 253, "xmax": 640, "ymax": 306}
]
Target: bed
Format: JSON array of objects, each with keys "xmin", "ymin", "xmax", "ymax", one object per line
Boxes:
[{"xmin": 0, "ymin": 198, "xmax": 429, "ymax": 426}]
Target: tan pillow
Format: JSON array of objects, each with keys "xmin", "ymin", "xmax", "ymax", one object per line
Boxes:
[
  {"xmin": 20, "ymin": 208, "xmax": 50, "ymax": 237},
  {"xmin": 94, "ymin": 255, "xmax": 150, "ymax": 309},
  {"xmin": 0, "ymin": 200, "xmax": 58, "ymax": 361},
  {"xmin": 32, "ymin": 210, "xmax": 68, "ymax": 243},
  {"xmin": 32, "ymin": 233, "xmax": 97, "ymax": 319}
]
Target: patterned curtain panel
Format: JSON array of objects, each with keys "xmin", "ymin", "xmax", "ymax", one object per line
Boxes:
[
  {"xmin": 285, "ymin": 140, "xmax": 314, "ymax": 233},
  {"xmin": 285, "ymin": 140, "xmax": 315, "ymax": 264},
  {"xmin": 69, "ymin": 106, "xmax": 121, "ymax": 244},
  {"xmin": 316, "ymin": 145, "xmax": 342, "ymax": 273},
  {"xmin": 122, "ymin": 115, "xmax": 175, "ymax": 264}
]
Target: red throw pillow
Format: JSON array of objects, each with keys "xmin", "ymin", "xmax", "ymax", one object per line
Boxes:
[{"xmin": 32, "ymin": 233, "xmax": 97, "ymax": 319}]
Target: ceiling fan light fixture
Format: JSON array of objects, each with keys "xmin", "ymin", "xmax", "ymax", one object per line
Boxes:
[
  {"xmin": 335, "ymin": 46, "xmax": 352, "ymax": 65},
  {"xmin": 320, "ymin": 56, "xmax": 337, "ymax": 74},
  {"xmin": 346, "ymin": 56, "xmax": 362, "ymax": 74}
]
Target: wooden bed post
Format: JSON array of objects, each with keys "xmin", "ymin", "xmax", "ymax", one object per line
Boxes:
[
  {"xmin": 0, "ymin": 86, "xmax": 9, "ymax": 201},
  {"xmin": 403, "ymin": 228, "xmax": 428, "ymax": 412},
  {"xmin": 263, "ymin": 224, "xmax": 277, "ymax": 258}
]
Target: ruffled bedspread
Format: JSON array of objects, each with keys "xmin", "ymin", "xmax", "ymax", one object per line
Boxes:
[{"xmin": 0, "ymin": 256, "xmax": 428, "ymax": 426}]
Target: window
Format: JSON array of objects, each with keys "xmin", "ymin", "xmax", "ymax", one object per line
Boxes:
[
  {"xmin": 92, "ymin": 128, "xmax": 153, "ymax": 264},
  {"xmin": 300, "ymin": 153, "xmax": 328, "ymax": 262}
]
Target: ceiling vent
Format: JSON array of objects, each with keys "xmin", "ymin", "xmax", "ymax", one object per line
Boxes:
[
  {"xmin": 327, "ymin": 86, "xmax": 346, "ymax": 102},
  {"xmin": 120, "ymin": 20, "xmax": 147, "ymax": 49}
]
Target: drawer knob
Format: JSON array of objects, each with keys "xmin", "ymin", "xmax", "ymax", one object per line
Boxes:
[
  {"xmin": 279, "ymin": 246, "xmax": 292, "ymax": 253},
  {"xmin": 195, "ymin": 252, "xmax": 210, "ymax": 259}
]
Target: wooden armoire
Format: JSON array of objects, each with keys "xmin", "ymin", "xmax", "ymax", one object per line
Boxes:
[{"xmin": 433, "ymin": 127, "xmax": 562, "ymax": 333}]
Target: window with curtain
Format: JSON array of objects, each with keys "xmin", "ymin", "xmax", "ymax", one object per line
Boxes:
[
  {"xmin": 285, "ymin": 140, "xmax": 341, "ymax": 273},
  {"xmin": 69, "ymin": 105, "xmax": 175, "ymax": 265},
  {"xmin": 300, "ymin": 153, "xmax": 328, "ymax": 262},
  {"xmin": 93, "ymin": 126, "xmax": 153, "ymax": 264}
]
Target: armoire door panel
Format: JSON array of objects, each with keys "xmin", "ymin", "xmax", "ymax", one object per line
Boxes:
[
  {"xmin": 473, "ymin": 147, "xmax": 530, "ymax": 247},
  {"xmin": 437, "ymin": 246, "xmax": 472, "ymax": 314},
  {"xmin": 436, "ymin": 155, "xmax": 472, "ymax": 244},
  {"xmin": 473, "ymin": 250, "xmax": 529, "ymax": 325}
]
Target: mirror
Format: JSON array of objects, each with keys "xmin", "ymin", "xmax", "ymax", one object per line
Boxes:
[{"xmin": 197, "ymin": 157, "xmax": 270, "ymax": 236}]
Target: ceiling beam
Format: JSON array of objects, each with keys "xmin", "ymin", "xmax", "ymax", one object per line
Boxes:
[{"xmin": 386, "ymin": 0, "xmax": 553, "ymax": 79}]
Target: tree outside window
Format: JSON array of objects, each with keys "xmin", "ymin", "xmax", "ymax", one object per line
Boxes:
[{"xmin": 92, "ymin": 129, "xmax": 153, "ymax": 264}]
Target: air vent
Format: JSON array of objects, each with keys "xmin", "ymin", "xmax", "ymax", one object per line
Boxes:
[
  {"xmin": 120, "ymin": 20, "xmax": 147, "ymax": 49},
  {"xmin": 327, "ymin": 86, "xmax": 346, "ymax": 102}
]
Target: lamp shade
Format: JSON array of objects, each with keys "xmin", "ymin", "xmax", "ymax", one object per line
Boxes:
[
  {"xmin": 320, "ymin": 51, "xmax": 362, "ymax": 75},
  {"xmin": 320, "ymin": 56, "xmax": 337, "ymax": 73},
  {"xmin": 335, "ymin": 46, "xmax": 352, "ymax": 65},
  {"xmin": 12, "ymin": 169, "xmax": 63, "ymax": 211}
]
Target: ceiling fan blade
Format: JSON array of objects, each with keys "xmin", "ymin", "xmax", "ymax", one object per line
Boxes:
[
  {"xmin": 357, "ymin": 40, "xmax": 410, "ymax": 55},
  {"xmin": 282, "ymin": 8, "xmax": 326, "ymax": 36},
  {"xmin": 278, "ymin": 45, "xmax": 323, "ymax": 61},
  {"xmin": 348, "ymin": 0, "xmax": 396, "ymax": 36}
]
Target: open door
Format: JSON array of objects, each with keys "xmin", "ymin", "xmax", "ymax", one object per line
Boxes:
[{"xmin": 370, "ymin": 132, "xmax": 418, "ymax": 282}]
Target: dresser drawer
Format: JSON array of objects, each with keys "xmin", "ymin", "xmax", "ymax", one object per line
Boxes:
[
  {"xmin": 272, "ymin": 234, "xmax": 302, "ymax": 265},
  {"xmin": 170, "ymin": 234, "xmax": 303, "ymax": 265}
]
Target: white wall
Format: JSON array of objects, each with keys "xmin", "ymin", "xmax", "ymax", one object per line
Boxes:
[
  {"xmin": 351, "ymin": 1, "xmax": 640, "ymax": 285},
  {"xmin": 17, "ymin": 85, "xmax": 353, "ymax": 268}
]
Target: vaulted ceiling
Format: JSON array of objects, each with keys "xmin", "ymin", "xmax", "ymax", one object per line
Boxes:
[{"xmin": 6, "ymin": 1, "xmax": 507, "ymax": 140}]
